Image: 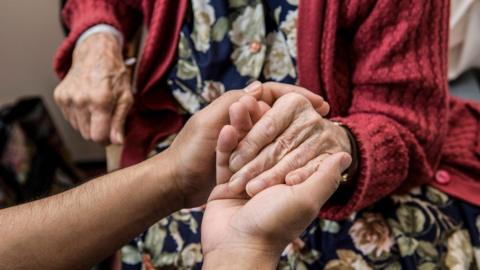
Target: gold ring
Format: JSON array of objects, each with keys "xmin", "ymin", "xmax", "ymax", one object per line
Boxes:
[{"xmin": 340, "ymin": 173, "xmax": 349, "ymax": 183}]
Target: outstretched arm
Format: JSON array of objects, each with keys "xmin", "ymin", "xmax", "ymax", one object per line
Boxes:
[
  {"xmin": 0, "ymin": 153, "xmax": 179, "ymax": 270},
  {"xmin": 0, "ymin": 83, "xmax": 327, "ymax": 270}
]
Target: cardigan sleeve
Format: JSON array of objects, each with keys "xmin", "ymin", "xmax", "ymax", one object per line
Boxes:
[
  {"xmin": 319, "ymin": 0, "xmax": 450, "ymax": 220},
  {"xmin": 53, "ymin": 0, "xmax": 142, "ymax": 78}
]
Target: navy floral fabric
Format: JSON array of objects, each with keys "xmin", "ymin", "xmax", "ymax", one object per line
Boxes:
[
  {"xmin": 167, "ymin": 0, "xmax": 297, "ymax": 114},
  {"xmin": 121, "ymin": 0, "xmax": 480, "ymax": 269},
  {"xmin": 122, "ymin": 186, "xmax": 480, "ymax": 269}
]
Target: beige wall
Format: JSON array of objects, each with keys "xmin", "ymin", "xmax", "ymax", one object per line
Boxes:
[{"xmin": 0, "ymin": 0, "xmax": 105, "ymax": 161}]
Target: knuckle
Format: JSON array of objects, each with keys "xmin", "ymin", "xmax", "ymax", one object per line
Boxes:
[
  {"xmin": 232, "ymin": 140, "xmax": 254, "ymax": 164},
  {"xmin": 285, "ymin": 92, "xmax": 308, "ymax": 105},
  {"xmin": 260, "ymin": 115, "xmax": 277, "ymax": 139},
  {"xmin": 318, "ymin": 129, "xmax": 337, "ymax": 146},
  {"xmin": 244, "ymin": 163, "xmax": 262, "ymax": 180},
  {"xmin": 53, "ymin": 91, "xmax": 63, "ymax": 104},
  {"xmin": 286, "ymin": 153, "xmax": 302, "ymax": 170},
  {"xmin": 306, "ymin": 112, "xmax": 323, "ymax": 126},
  {"xmin": 272, "ymin": 137, "xmax": 291, "ymax": 158},
  {"xmin": 123, "ymin": 93, "xmax": 134, "ymax": 105},
  {"xmin": 93, "ymin": 90, "xmax": 113, "ymax": 107},
  {"xmin": 267, "ymin": 169, "xmax": 283, "ymax": 183},
  {"xmin": 73, "ymin": 95, "xmax": 88, "ymax": 108}
]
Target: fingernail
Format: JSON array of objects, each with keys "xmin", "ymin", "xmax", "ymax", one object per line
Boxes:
[
  {"xmin": 340, "ymin": 154, "xmax": 352, "ymax": 170},
  {"xmin": 244, "ymin": 81, "xmax": 261, "ymax": 93}
]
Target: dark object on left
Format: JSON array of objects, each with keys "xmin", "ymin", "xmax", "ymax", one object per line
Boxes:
[{"xmin": 0, "ymin": 97, "xmax": 82, "ymax": 207}]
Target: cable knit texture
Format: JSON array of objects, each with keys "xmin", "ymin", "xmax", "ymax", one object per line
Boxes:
[{"xmin": 54, "ymin": 0, "xmax": 480, "ymax": 220}]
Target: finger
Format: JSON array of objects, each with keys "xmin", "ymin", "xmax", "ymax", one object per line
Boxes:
[
  {"xmin": 317, "ymin": 102, "xmax": 330, "ymax": 117},
  {"xmin": 229, "ymin": 93, "xmax": 311, "ymax": 172},
  {"xmin": 208, "ymin": 183, "xmax": 249, "ymax": 202},
  {"xmin": 285, "ymin": 153, "xmax": 331, "ymax": 185},
  {"xmin": 238, "ymin": 95, "xmax": 263, "ymax": 123},
  {"xmin": 195, "ymin": 81, "xmax": 262, "ymax": 130},
  {"xmin": 258, "ymin": 101, "xmax": 271, "ymax": 116},
  {"xmin": 59, "ymin": 98, "xmax": 78, "ymax": 130},
  {"xmin": 75, "ymin": 109, "xmax": 91, "ymax": 140},
  {"xmin": 216, "ymin": 125, "xmax": 239, "ymax": 184},
  {"xmin": 229, "ymin": 101, "xmax": 253, "ymax": 138},
  {"xmin": 255, "ymin": 82, "xmax": 327, "ymax": 114},
  {"xmin": 66, "ymin": 108, "xmax": 79, "ymax": 130},
  {"xmin": 244, "ymin": 135, "xmax": 326, "ymax": 196},
  {"xmin": 60, "ymin": 106, "xmax": 77, "ymax": 130},
  {"xmin": 90, "ymin": 109, "xmax": 113, "ymax": 144},
  {"xmin": 293, "ymin": 152, "xmax": 352, "ymax": 207},
  {"xmin": 110, "ymin": 92, "xmax": 133, "ymax": 144},
  {"xmin": 228, "ymin": 120, "xmax": 318, "ymax": 194}
]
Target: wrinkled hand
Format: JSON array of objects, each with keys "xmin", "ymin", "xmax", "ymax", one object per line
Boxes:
[
  {"xmin": 202, "ymin": 152, "xmax": 352, "ymax": 265},
  {"xmin": 54, "ymin": 33, "xmax": 133, "ymax": 144},
  {"xmin": 164, "ymin": 82, "xmax": 329, "ymax": 209},
  {"xmin": 227, "ymin": 91, "xmax": 351, "ymax": 196}
]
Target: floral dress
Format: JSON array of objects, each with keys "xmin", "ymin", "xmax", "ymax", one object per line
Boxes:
[{"xmin": 121, "ymin": 0, "xmax": 480, "ymax": 269}]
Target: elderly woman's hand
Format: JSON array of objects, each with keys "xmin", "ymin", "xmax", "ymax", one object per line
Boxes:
[
  {"xmin": 53, "ymin": 33, "xmax": 133, "ymax": 144},
  {"xmin": 226, "ymin": 84, "xmax": 351, "ymax": 196},
  {"xmin": 166, "ymin": 82, "xmax": 329, "ymax": 208}
]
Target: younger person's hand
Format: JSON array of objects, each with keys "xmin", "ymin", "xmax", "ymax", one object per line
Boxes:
[{"xmin": 202, "ymin": 151, "xmax": 352, "ymax": 269}]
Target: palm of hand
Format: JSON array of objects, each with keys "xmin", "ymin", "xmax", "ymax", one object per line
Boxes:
[
  {"xmin": 167, "ymin": 91, "xmax": 249, "ymax": 208},
  {"xmin": 168, "ymin": 121, "xmax": 218, "ymax": 208},
  {"xmin": 202, "ymin": 183, "xmax": 312, "ymax": 256}
]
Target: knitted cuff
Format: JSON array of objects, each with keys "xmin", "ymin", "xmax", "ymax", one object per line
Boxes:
[
  {"xmin": 54, "ymin": 0, "xmax": 125, "ymax": 78},
  {"xmin": 319, "ymin": 114, "xmax": 409, "ymax": 220}
]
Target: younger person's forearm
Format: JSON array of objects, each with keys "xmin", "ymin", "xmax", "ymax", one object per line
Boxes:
[{"xmin": 0, "ymin": 152, "xmax": 181, "ymax": 270}]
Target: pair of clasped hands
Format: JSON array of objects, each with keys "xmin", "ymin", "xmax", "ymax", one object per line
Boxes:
[{"xmin": 166, "ymin": 81, "xmax": 352, "ymax": 267}]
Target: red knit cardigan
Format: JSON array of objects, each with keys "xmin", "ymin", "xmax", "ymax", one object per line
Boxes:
[{"xmin": 54, "ymin": 0, "xmax": 480, "ymax": 220}]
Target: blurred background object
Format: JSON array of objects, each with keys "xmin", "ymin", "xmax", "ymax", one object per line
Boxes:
[
  {"xmin": 0, "ymin": 0, "xmax": 105, "ymax": 162},
  {"xmin": 0, "ymin": 97, "xmax": 81, "ymax": 207}
]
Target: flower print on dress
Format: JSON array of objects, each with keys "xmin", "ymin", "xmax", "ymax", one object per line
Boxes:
[
  {"xmin": 201, "ymin": 80, "xmax": 225, "ymax": 102},
  {"xmin": 280, "ymin": 9, "xmax": 298, "ymax": 59},
  {"xmin": 280, "ymin": 238, "xmax": 320, "ymax": 270},
  {"xmin": 180, "ymin": 243, "xmax": 203, "ymax": 268},
  {"xmin": 191, "ymin": 0, "xmax": 216, "ymax": 52},
  {"xmin": 121, "ymin": 245, "xmax": 143, "ymax": 265},
  {"xmin": 229, "ymin": 4, "xmax": 266, "ymax": 78},
  {"xmin": 287, "ymin": 0, "xmax": 298, "ymax": 6},
  {"xmin": 263, "ymin": 31, "xmax": 296, "ymax": 81},
  {"xmin": 324, "ymin": 249, "xmax": 372, "ymax": 270},
  {"xmin": 172, "ymin": 88, "xmax": 202, "ymax": 114},
  {"xmin": 177, "ymin": 33, "xmax": 200, "ymax": 81},
  {"xmin": 349, "ymin": 213, "xmax": 394, "ymax": 258},
  {"xmin": 445, "ymin": 229, "xmax": 473, "ymax": 270}
]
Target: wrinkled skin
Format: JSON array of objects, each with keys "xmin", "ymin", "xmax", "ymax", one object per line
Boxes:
[
  {"xmin": 54, "ymin": 33, "xmax": 133, "ymax": 144},
  {"xmin": 225, "ymin": 91, "xmax": 351, "ymax": 196}
]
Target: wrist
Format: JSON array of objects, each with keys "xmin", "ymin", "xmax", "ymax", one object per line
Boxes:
[
  {"xmin": 72, "ymin": 32, "xmax": 124, "ymax": 71},
  {"xmin": 332, "ymin": 121, "xmax": 359, "ymax": 181},
  {"xmin": 203, "ymin": 247, "xmax": 279, "ymax": 270},
  {"xmin": 142, "ymin": 152, "xmax": 185, "ymax": 217}
]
